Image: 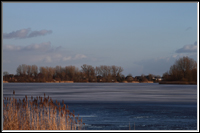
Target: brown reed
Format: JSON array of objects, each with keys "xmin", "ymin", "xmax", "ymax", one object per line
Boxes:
[{"xmin": 3, "ymin": 91, "xmax": 84, "ymax": 130}]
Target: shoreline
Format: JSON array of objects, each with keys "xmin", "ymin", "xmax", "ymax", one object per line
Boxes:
[
  {"xmin": 3, "ymin": 81, "xmax": 153, "ymax": 83},
  {"xmin": 4, "ymin": 81, "xmax": 197, "ymax": 84},
  {"xmin": 159, "ymin": 81, "xmax": 197, "ymax": 85}
]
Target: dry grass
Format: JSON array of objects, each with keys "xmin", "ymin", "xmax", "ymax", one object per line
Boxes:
[{"xmin": 3, "ymin": 91, "xmax": 84, "ymax": 130}]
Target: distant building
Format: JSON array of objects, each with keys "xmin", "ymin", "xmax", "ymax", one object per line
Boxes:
[{"xmin": 152, "ymin": 76, "xmax": 163, "ymax": 81}]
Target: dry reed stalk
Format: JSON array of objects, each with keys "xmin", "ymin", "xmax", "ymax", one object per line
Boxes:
[
  {"xmin": 52, "ymin": 107, "xmax": 56, "ymax": 130},
  {"xmin": 26, "ymin": 100, "xmax": 30, "ymax": 130},
  {"xmin": 13, "ymin": 104, "xmax": 19, "ymax": 129},
  {"xmin": 3, "ymin": 91, "xmax": 84, "ymax": 130},
  {"xmin": 30, "ymin": 102, "xmax": 35, "ymax": 130},
  {"xmin": 36, "ymin": 107, "xmax": 40, "ymax": 130},
  {"xmin": 49, "ymin": 106, "xmax": 54, "ymax": 130}
]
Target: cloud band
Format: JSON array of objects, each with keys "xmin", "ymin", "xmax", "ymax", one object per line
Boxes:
[{"xmin": 3, "ymin": 28, "xmax": 52, "ymax": 39}]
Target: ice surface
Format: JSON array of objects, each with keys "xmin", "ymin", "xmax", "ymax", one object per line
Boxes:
[
  {"xmin": 3, "ymin": 83, "xmax": 197, "ymax": 103},
  {"xmin": 3, "ymin": 83, "xmax": 197, "ymax": 130}
]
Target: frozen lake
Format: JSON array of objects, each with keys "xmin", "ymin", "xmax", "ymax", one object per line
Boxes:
[
  {"xmin": 3, "ymin": 83, "xmax": 197, "ymax": 103},
  {"xmin": 3, "ymin": 83, "xmax": 197, "ymax": 130}
]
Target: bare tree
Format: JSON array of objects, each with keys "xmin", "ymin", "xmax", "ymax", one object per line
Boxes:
[
  {"xmin": 116, "ymin": 66, "xmax": 123, "ymax": 77},
  {"xmin": 16, "ymin": 65, "xmax": 22, "ymax": 75},
  {"xmin": 111, "ymin": 65, "xmax": 117, "ymax": 81},
  {"xmin": 48, "ymin": 67, "xmax": 55, "ymax": 81},
  {"xmin": 168, "ymin": 56, "xmax": 197, "ymax": 81},
  {"xmin": 39, "ymin": 66, "xmax": 48, "ymax": 81},
  {"xmin": 162, "ymin": 71, "xmax": 170, "ymax": 81},
  {"xmin": 175, "ymin": 56, "xmax": 196, "ymax": 81},
  {"xmin": 116, "ymin": 66, "xmax": 123, "ymax": 81},
  {"xmin": 3, "ymin": 71, "xmax": 9, "ymax": 76},
  {"xmin": 27, "ymin": 65, "xmax": 32, "ymax": 76},
  {"xmin": 21, "ymin": 64, "xmax": 28, "ymax": 75},
  {"xmin": 81, "ymin": 64, "xmax": 96, "ymax": 82},
  {"xmin": 99, "ymin": 65, "xmax": 107, "ymax": 81},
  {"xmin": 95, "ymin": 66, "xmax": 102, "ymax": 76},
  {"xmin": 31, "ymin": 65, "xmax": 38, "ymax": 77},
  {"xmin": 148, "ymin": 74, "xmax": 154, "ymax": 81},
  {"xmin": 61, "ymin": 68, "xmax": 66, "ymax": 81},
  {"xmin": 55, "ymin": 66, "xmax": 61, "ymax": 79}
]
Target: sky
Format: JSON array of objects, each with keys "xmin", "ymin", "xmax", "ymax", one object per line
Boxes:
[{"xmin": 2, "ymin": 2, "xmax": 198, "ymax": 77}]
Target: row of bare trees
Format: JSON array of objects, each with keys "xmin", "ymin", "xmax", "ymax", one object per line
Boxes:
[
  {"xmin": 162, "ymin": 56, "xmax": 197, "ymax": 82},
  {"xmin": 4, "ymin": 56, "xmax": 196, "ymax": 83},
  {"xmin": 4, "ymin": 64, "xmax": 124, "ymax": 82},
  {"xmin": 16, "ymin": 64, "xmax": 38, "ymax": 77}
]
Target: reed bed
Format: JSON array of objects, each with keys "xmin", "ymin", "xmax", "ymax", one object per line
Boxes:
[{"xmin": 3, "ymin": 91, "xmax": 85, "ymax": 130}]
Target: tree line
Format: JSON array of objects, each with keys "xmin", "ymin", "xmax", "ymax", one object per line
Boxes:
[
  {"xmin": 162, "ymin": 56, "xmax": 197, "ymax": 82},
  {"xmin": 3, "ymin": 64, "xmax": 125, "ymax": 82},
  {"xmin": 3, "ymin": 56, "xmax": 197, "ymax": 83}
]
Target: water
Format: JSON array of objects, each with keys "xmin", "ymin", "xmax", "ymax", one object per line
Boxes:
[{"xmin": 3, "ymin": 83, "xmax": 197, "ymax": 130}]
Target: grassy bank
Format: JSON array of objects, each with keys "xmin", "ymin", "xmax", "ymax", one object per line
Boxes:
[
  {"xmin": 3, "ymin": 91, "xmax": 84, "ymax": 130},
  {"xmin": 3, "ymin": 81, "xmax": 156, "ymax": 83},
  {"xmin": 159, "ymin": 81, "xmax": 197, "ymax": 85}
]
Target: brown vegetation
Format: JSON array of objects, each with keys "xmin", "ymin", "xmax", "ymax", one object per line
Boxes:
[
  {"xmin": 3, "ymin": 64, "xmax": 124, "ymax": 83},
  {"xmin": 5, "ymin": 57, "xmax": 196, "ymax": 84},
  {"xmin": 162, "ymin": 56, "xmax": 197, "ymax": 83},
  {"xmin": 3, "ymin": 91, "xmax": 84, "ymax": 130}
]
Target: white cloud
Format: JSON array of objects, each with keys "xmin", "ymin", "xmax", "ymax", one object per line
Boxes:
[
  {"xmin": 3, "ymin": 28, "xmax": 31, "ymax": 39},
  {"xmin": 23, "ymin": 42, "xmax": 51, "ymax": 51},
  {"xmin": 63, "ymin": 56, "xmax": 72, "ymax": 61},
  {"xmin": 3, "ymin": 42, "xmax": 51, "ymax": 52},
  {"xmin": 74, "ymin": 54, "xmax": 87, "ymax": 60},
  {"xmin": 3, "ymin": 44, "xmax": 22, "ymax": 51},
  {"xmin": 3, "ymin": 28, "xmax": 52, "ymax": 39},
  {"xmin": 61, "ymin": 54, "xmax": 87, "ymax": 61},
  {"xmin": 27, "ymin": 29, "xmax": 52, "ymax": 38},
  {"xmin": 176, "ymin": 41, "xmax": 197, "ymax": 53},
  {"xmin": 44, "ymin": 56, "xmax": 52, "ymax": 63}
]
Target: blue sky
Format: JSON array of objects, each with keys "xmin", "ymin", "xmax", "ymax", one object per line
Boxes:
[{"xmin": 2, "ymin": 2, "xmax": 198, "ymax": 76}]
